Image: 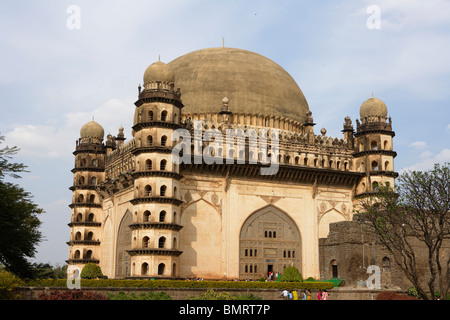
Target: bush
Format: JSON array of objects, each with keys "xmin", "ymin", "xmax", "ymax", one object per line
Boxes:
[
  {"xmin": 407, "ymin": 287, "xmax": 421, "ymax": 299},
  {"xmin": 23, "ymin": 278, "xmax": 334, "ymax": 290},
  {"xmin": 279, "ymin": 267, "xmax": 303, "ymax": 282},
  {"xmin": 108, "ymin": 291, "xmax": 172, "ymax": 300},
  {"xmin": 38, "ymin": 290, "xmax": 108, "ymax": 300},
  {"xmin": 0, "ymin": 270, "xmax": 23, "ymax": 300},
  {"xmin": 80, "ymin": 263, "xmax": 103, "ymax": 279}
]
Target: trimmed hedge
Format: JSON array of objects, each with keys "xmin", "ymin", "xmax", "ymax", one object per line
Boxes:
[{"xmin": 23, "ymin": 279, "xmax": 333, "ymax": 290}]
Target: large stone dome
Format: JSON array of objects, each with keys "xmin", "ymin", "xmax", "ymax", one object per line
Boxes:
[{"xmin": 167, "ymin": 47, "xmax": 310, "ymax": 123}]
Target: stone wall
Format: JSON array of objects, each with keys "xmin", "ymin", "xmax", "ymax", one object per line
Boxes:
[{"xmin": 319, "ymin": 217, "xmax": 450, "ymax": 290}]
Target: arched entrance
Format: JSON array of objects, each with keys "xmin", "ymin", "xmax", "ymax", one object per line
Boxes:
[
  {"xmin": 115, "ymin": 209, "xmax": 132, "ymax": 278},
  {"xmin": 239, "ymin": 206, "xmax": 301, "ymax": 279}
]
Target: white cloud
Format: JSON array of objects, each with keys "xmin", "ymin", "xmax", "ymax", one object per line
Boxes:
[
  {"xmin": 400, "ymin": 148, "xmax": 450, "ymax": 173},
  {"xmin": 4, "ymin": 98, "xmax": 133, "ymax": 159},
  {"xmin": 409, "ymin": 141, "xmax": 427, "ymax": 149}
]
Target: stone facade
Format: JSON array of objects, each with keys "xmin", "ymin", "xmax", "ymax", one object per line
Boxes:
[{"xmin": 66, "ymin": 47, "xmax": 398, "ymax": 282}]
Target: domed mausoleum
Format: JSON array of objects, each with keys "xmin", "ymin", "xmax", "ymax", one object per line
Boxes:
[{"xmin": 67, "ymin": 47, "xmax": 397, "ymax": 281}]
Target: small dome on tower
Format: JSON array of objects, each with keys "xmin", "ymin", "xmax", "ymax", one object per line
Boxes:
[
  {"xmin": 80, "ymin": 120, "xmax": 104, "ymax": 139},
  {"xmin": 360, "ymin": 97, "xmax": 388, "ymax": 119},
  {"xmin": 143, "ymin": 61, "xmax": 174, "ymax": 85}
]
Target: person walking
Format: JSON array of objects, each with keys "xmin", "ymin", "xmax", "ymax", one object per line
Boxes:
[
  {"xmin": 282, "ymin": 289, "xmax": 289, "ymax": 300},
  {"xmin": 322, "ymin": 289, "xmax": 328, "ymax": 300},
  {"xmin": 317, "ymin": 289, "xmax": 322, "ymax": 300}
]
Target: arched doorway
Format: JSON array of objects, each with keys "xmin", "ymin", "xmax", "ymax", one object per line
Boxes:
[
  {"xmin": 115, "ymin": 209, "xmax": 132, "ymax": 278},
  {"xmin": 239, "ymin": 206, "xmax": 301, "ymax": 279}
]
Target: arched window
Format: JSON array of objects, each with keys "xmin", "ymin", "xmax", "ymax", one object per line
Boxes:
[
  {"xmin": 161, "ymin": 136, "xmax": 167, "ymax": 146},
  {"xmin": 304, "ymin": 157, "xmax": 308, "ymax": 166},
  {"xmin": 384, "ymin": 161, "xmax": 390, "ymax": 171},
  {"xmin": 86, "ymin": 232, "xmax": 94, "ymax": 240},
  {"xmin": 89, "ymin": 194, "xmax": 95, "ymax": 203},
  {"xmin": 74, "ymin": 250, "xmax": 81, "ymax": 259},
  {"xmin": 144, "ymin": 185, "xmax": 152, "ymax": 197},
  {"xmin": 78, "ymin": 176, "xmax": 85, "ymax": 185},
  {"xmin": 78, "ymin": 194, "xmax": 84, "ymax": 203},
  {"xmin": 143, "ymin": 210, "xmax": 151, "ymax": 222},
  {"xmin": 372, "ymin": 161, "xmax": 379, "ymax": 171},
  {"xmin": 141, "ymin": 263, "xmax": 148, "ymax": 276},
  {"xmin": 160, "ymin": 159, "xmax": 167, "ymax": 170},
  {"xmin": 161, "ymin": 110, "xmax": 168, "ymax": 121},
  {"xmin": 88, "ymin": 213, "xmax": 95, "ymax": 222},
  {"xmin": 148, "ymin": 110, "xmax": 154, "ymax": 121},
  {"xmin": 158, "ymin": 237, "xmax": 166, "ymax": 248},
  {"xmin": 384, "ymin": 140, "xmax": 388, "ymax": 150},
  {"xmin": 173, "ymin": 187, "xmax": 177, "ymax": 198},
  {"xmin": 158, "ymin": 263, "xmax": 165, "ymax": 275},
  {"xmin": 92, "ymin": 159, "xmax": 98, "ymax": 167},
  {"xmin": 172, "ymin": 237, "xmax": 177, "ymax": 249},
  {"xmin": 76, "ymin": 213, "xmax": 83, "ymax": 222},
  {"xmin": 159, "ymin": 210, "xmax": 166, "ymax": 222},
  {"xmin": 372, "ymin": 181, "xmax": 379, "ymax": 191},
  {"xmin": 85, "ymin": 250, "xmax": 93, "ymax": 259},
  {"xmin": 142, "ymin": 236, "xmax": 149, "ymax": 248},
  {"xmin": 371, "ymin": 140, "xmax": 378, "ymax": 150},
  {"xmin": 160, "ymin": 185, "xmax": 167, "ymax": 196},
  {"xmin": 145, "ymin": 159, "xmax": 152, "ymax": 171},
  {"xmin": 147, "ymin": 135, "xmax": 153, "ymax": 146},
  {"xmin": 75, "ymin": 232, "xmax": 82, "ymax": 240},
  {"xmin": 91, "ymin": 177, "xmax": 97, "ymax": 185}
]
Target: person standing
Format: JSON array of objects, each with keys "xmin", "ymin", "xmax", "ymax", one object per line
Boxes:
[
  {"xmin": 282, "ymin": 289, "xmax": 289, "ymax": 300},
  {"xmin": 322, "ymin": 290, "xmax": 328, "ymax": 300},
  {"xmin": 317, "ymin": 289, "xmax": 322, "ymax": 300}
]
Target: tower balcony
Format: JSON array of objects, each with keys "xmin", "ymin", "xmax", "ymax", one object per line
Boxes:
[
  {"xmin": 126, "ymin": 248, "xmax": 183, "ymax": 257},
  {"xmin": 66, "ymin": 240, "xmax": 101, "ymax": 246},
  {"xmin": 130, "ymin": 196, "xmax": 183, "ymax": 206},
  {"xmin": 128, "ymin": 222, "xmax": 183, "ymax": 231}
]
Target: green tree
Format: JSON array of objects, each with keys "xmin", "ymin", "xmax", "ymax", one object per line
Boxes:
[
  {"xmin": 358, "ymin": 163, "xmax": 450, "ymax": 300},
  {"xmin": 0, "ymin": 135, "xmax": 44, "ymax": 279},
  {"xmin": 80, "ymin": 263, "xmax": 103, "ymax": 279}
]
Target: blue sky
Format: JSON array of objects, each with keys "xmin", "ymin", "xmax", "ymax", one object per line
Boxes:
[{"xmin": 1, "ymin": 0, "xmax": 449, "ymax": 266}]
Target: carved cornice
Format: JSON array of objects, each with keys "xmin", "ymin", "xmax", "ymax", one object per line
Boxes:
[
  {"xmin": 69, "ymin": 202, "xmax": 102, "ymax": 209},
  {"xmin": 66, "ymin": 240, "xmax": 101, "ymax": 246},
  {"xmin": 352, "ymin": 150, "xmax": 397, "ymax": 158},
  {"xmin": 68, "ymin": 221, "xmax": 102, "ymax": 227},
  {"xmin": 180, "ymin": 162, "xmax": 364, "ymax": 188},
  {"xmin": 131, "ymin": 171, "xmax": 183, "ymax": 180},
  {"xmin": 126, "ymin": 249, "xmax": 183, "ymax": 257},
  {"xmin": 128, "ymin": 222, "xmax": 183, "ymax": 231},
  {"xmin": 130, "ymin": 197, "xmax": 183, "ymax": 206},
  {"xmin": 132, "ymin": 121, "xmax": 181, "ymax": 132}
]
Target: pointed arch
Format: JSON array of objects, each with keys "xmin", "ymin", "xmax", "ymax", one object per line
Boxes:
[
  {"xmin": 115, "ymin": 209, "xmax": 132, "ymax": 278},
  {"xmin": 239, "ymin": 205, "xmax": 301, "ymax": 278}
]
